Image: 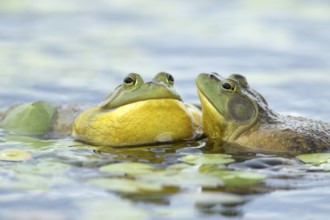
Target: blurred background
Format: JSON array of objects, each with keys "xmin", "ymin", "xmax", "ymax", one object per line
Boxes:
[{"xmin": 0, "ymin": 0, "xmax": 329, "ymax": 120}]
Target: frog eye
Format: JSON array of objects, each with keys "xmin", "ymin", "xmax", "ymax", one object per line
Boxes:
[
  {"xmin": 166, "ymin": 74, "xmax": 174, "ymax": 86},
  {"xmin": 221, "ymin": 82, "xmax": 236, "ymax": 91},
  {"xmin": 123, "ymin": 75, "xmax": 137, "ymax": 88}
]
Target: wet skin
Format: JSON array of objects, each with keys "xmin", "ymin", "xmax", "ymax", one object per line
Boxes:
[
  {"xmin": 73, "ymin": 72, "xmax": 203, "ymax": 146},
  {"xmin": 196, "ymin": 73, "xmax": 330, "ymax": 155}
]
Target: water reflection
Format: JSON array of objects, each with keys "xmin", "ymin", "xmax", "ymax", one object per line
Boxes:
[{"xmin": 0, "ymin": 0, "xmax": 330, "ymax": 219}]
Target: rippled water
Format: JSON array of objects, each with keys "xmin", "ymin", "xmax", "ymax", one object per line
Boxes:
[{"xmin": 0, "ymin": 0, "xmax": 329, "ymax": 219}]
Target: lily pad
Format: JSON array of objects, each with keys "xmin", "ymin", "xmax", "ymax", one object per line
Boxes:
[
  {"xmin": 0, "ymin": 101, "xmax": 56, "ymax": 135},
  {"xmin": 0, "ymin": 173, "xmax": 72, "ymax": 190},
  {"xmin": 296, "ymin": 153, "xmax": 330, "ymax": 165},
  {"xmin": 89, "ymin": 178, "xmax": 163, "ymax": 193},
  {"xmin": 4, "ymin": 135, "xmax": 57, "ymax": 148},
  {"xmin": 100, "ymin": 162, "xmax": 156, "ymax": 176},
  {"xmin": 136, "ymin": 171, "xmax": 224, "ymax": 188},
  {"xmin": 78, "ymin": 199, "xmax": 149, "ymax": 220},
  {"xmin": 13, "ymin": 160, "xmax": 71, "ymax": 175},
  {"xmin": 0, "ymin": 149, "xmax": 31, "ymax": 161},
  {"xmin": 200, "ymin": 165, "xmax": 265, "ymax": 186},
  {"xmin": 178, "ymin": 191, "xmax": 244, "ymax": 205},
  {"xmin": 320, "ymin": 163, "xmax": 330, "ymax": 171},
  {"xmin": 180, "ymin": 154, "xmax": 235, "ymax": 165}
]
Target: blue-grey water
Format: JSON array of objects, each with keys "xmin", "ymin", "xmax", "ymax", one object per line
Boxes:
[{"xmin": 0, "ymin": 0, "xmax": 329, "ymax": 219}]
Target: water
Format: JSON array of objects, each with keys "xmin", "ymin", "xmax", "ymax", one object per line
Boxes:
[{"xmin": 0, "ymin": 0, "xmax": 329, "ymax": 219}]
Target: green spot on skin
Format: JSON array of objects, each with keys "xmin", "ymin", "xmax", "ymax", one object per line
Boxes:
[
  {"xmin": 0, "ymin": 149, "xmax": 31, "ymax": 161},
  {"xmin": 180, "ymin": 154, "xmax": 235, "ymax": 165},
  {"xmin": 0, "ymin": 101, "xmax": 56, "ymax": 135}
]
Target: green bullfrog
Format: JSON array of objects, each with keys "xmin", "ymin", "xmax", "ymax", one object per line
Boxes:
[
  {"xmin": 72, "ymin": 72, "xmax": 203, "ymax": 146},
  {"xmin": 196, "ymin": 73, "xmax": 330, "ymax": 154},
  {"xmin": 0, "ymin": 72, "xmax": 202, "ymax": 146}
]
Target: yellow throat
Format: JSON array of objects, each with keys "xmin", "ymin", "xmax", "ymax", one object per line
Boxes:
[
  {"xmin": 197, "ymin": 90, "xmax": 227, "ymax": 139},
  {"xmin": 72, "ymin": 99, "xmax": 202, "ymax": 146}
]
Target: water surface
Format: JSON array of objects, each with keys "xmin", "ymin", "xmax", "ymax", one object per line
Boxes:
[{"xmin": 0, "ymin": 0, "xmax": 329, "ymax": 219}]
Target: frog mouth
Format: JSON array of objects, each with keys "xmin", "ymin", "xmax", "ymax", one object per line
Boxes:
[{"xmin": 196, "ymin": 89, "xmax": 222, "ymax": 116}]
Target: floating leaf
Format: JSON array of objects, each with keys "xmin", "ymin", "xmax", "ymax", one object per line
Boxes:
[
  {"xmin": 296, "ymin": 153, "xmax": 330, "ymax": 165},
  {"xmin": 0, "ymin": 101, "xmax": 56, "ymax": 135},
  {"xmin": 180, "ymin": 154, "xmax": 235, "ymax": 165},
  {"xmin": 0, "ymin": 173, "xmax": 72, "ymax": 190},
  {"xmin": 0, "ymin": 149, "xmax": 31, "ymax": 161},
  {"xmin": 166, "ymin": 163, "xmax": 192, "ymax": 171},
  {"xmin": 89, "ymin": 178, "xmax": 163, "ymax": 193},
  {"xmin": 320, "ymin": 163, "xmax": 330, "ymax": 171},
  {"xmin": 200, "ymin": 165, "xmax": 265, "ymax": 186},
  {"xmin": 100, "ymin": 162, "xmax": 156, "ymax": 176},
  {"xmin": 13, "ymin": 160, "xmax": 70, "ymax": 175},
  {"xmin": 4, "ymin": 135, "xmax": 56, "ymax": 148},
  {"xmin": 154, "ymin": 207, "xmax": 197, "ymax": 219},
  {"xmin": 137, "ymin": 171, "xmax": 223, "ymax": 188},
  {"xmin": 178, "ymin": 191, "xmax": 244, "ymax": 205},
  {"xmin": 78, "ymin": 199, "xmax": 149, "ymax": 220}
]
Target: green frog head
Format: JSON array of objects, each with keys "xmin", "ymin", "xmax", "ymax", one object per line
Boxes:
[
  {"xmin": 99, "ymin": 72, "xmax": 181, "ymax": 110},
  {"xmin": 196, "ymin": 73, "xmax": 272, "ymax": 141}
]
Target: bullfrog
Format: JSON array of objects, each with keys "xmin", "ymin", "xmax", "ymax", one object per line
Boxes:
[
  {"xmin": 0, "ymin": 72, "xmax": 202, "ymax": 147},
  {"xmin": 196, "ymin": 73, "xmax": 330, "ymax": 154},
  {"xmin": 72, "ymin": 72, "xmax": 202, "ymax": 146}
]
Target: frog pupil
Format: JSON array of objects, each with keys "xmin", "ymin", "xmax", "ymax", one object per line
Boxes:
[
  {"xmin": 124, "ymin": 77, "xmax": 134, "ymax": 84},
  {"xmin": 168, "ymin": 74, "xmax": 174, "ymax": 83},
  {"xmin": 222, "ymin": 83, "xmax": 232, "ymax": 90}
]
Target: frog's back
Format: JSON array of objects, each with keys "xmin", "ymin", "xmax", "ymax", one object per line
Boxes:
[{"xmin": 238, "ymin": 115, "xmax": 330, "ymax": 154}]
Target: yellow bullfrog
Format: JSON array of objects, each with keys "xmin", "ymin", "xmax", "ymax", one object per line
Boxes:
[
  {"xmin": 72, "ymin": 72, "xmax": 202, "ymax": 146},
  {"xmin": 196, "ymin": 73, "xmax": 330, "ymax": 154}
]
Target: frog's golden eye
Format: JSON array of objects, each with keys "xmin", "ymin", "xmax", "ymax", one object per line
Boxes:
[
  {"xmin": 222, "ymin": 82, "xmax": 236, "ymax": 91},
  {"xmin": 167, "ymin": 74, "xmax": 174, "ymax": 85},
  {"xmin": 123, "ymin": 75, "xmax": 136, "ymax": 88}
]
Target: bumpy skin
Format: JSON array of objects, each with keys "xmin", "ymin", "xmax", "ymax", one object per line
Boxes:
[
  {"xmin": 196, "ymin": 73, "xmax": 330, "ymax": 154},
  {"xmin": 73, "ymin": 72, "xmax": 203, "ymax": 146}
]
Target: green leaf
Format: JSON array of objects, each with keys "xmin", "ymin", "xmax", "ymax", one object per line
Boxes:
[
  {"xmin": 77, "ymin": 199, "xmax": 150, "ymax": 220},
  {"xmin": 180, "ymin": 154, "xmax": 235, "ymax": 165},
  {"xmin": 199, "ymin": 165, "xmax": 265, "ymax": 186},
  {"xmin": 100, "ymin": 162, "xmax": 156, "ymax": 176},
  {"xmin": 137, "ymin": 171, "xmax": 224, "ymax": 188},
  {"xmin": 4, "ymin": 135, "xmax": 57, "ymax": 148},
  {"xmin": 320, "ymin": 163, "xmax": 330, "ymax": 171},
  {"xmin": 0, "ymin": 101, "xmax": 56, "ymax": 135},
  {"xmin": 89, "ymin": 178, "xmax": 163, "ymax": 193},
  {"xmin": 178, "ymin": 191, "xmax": 244, "ymax": 205},
  {"xmin": 296, "ymin": 153, "xmax": 330, "ymax": 165},
  {"xmin": 13, "ymin": 160, "xmax": 71, "ymax": 175},
  {"xmin": 0, "ymin": 173, "xmax": 72, "ymax": 190},
  {"xmin": 0, "ymin": 149, "xmax": 31, "ymax": 161}
]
